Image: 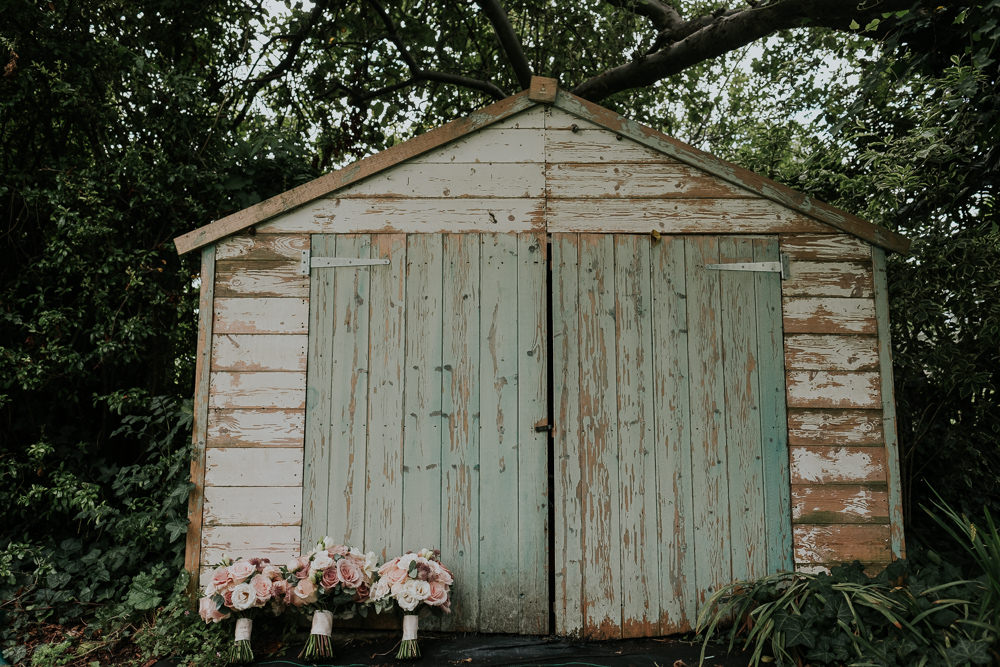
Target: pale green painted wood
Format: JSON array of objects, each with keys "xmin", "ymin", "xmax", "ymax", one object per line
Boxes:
[
  {"xmin": 719, "ymin": 237, "xmax": 766, "ymax": 582},
  {"xmin": 364, "ymin": 234, "xmax": 408, "ymax": 561},
  {"xmin": 478, "ymin": 233, "xmax": 521, "ymax": 631},
  {"xmin": 873, "ymin": 247, "xmax": 905, "ymax": 558},
  {"xmin": 439, "ymin": 233, "xmax": 481, "ymax": 631},
  {"xmin": 516, "ymin": 232, "xmax": 550, "ymax": 635},
  {"xmin": 551, "ymin": 234, "xmax": 584, "ymax": 635},
  {"xmin": 326, "ymin": 235, "xmax": 371, "ymax": 545},
  {"xmin": 650, "ymin": 236, "xmax": 696, "ymax": 632},
  {"xmin": 302, "ymin": 234, "xmax": 337, "ymax": 550},
  {"xmin": 577, "ymin": 234, "xmax": 623, "ymax": 638},
  {"xmin": 400, "ymin": 234, "xmax": 444, "ymax": 557},
  {"xmin": 613, "ymin": 235, "xmax": 661, "ymax": 637},
  {"xmin": 755, "ymin": 238, "xmax": 793, "ymax": 571},
  {"xmin": 685, "ymin": 237, "xmax": 731, "ymax": 603}
]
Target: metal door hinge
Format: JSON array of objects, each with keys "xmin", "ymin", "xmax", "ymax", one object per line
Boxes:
[
  {"xmin": 534, "ymin": 417, "xmax": 553, "ymax": 433},
  {"xmin": 299, "ymin": 250, "xmax": 390, "ymax": 274},
  {"xmin": 705, "ymin": 253, "xmax": 791, "ymax": 280}
]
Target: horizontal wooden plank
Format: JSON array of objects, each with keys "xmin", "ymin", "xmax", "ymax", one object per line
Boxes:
[
  {"xmin": 792, "ymin": 485, "xmax": 889, "ymax": 524},
  {"xmin": 199, "ymin": 525, "xmax": 301, "ymax": 568},
  {"xmin": 547, "ymin": 199, "xmax": 832, "ymax": 234},
  {"xmin": 786, "ymin": 370, "xmax": 880, "ymax": 409},
  {"xmin": 415, "ymin": 128, "xmax": 545, "ymax": 163},
  {"xmin": 546, "ymin": 128, "xmax": 672, "ymax": 163},
  {"xmin": 543, "ymin": 107, "xmax": 604, "ymax": 130},
  {"xmin": 215, "ymin": 234, "xmax": 309, "ymax": 261},
  {"xmin": 784, "ymin": 334, "xmax": 879, "ymax": 371},
  {"xmin": 783, "ymin": 261, "xmax": 874, "ymax": 298},
  {"xmin": 489, "ymin": 105, "xmax": 547, "ymax": 129},
  {"xmin": 207, "ymin": 408, "xmax": 305, "ymax": 447},
  {"xmin": 546, "ymin": 163, "xmax": 748, "ymax": 199},
  {"xmin": 203, "ymin": 486, "xmax": 302, "ymax": 526},
  {"xmin": 209, "ymin": 371, "xmax": 306, "ymax": 409},
  {"xmin": 780, "ymin": 234, "xmax": 871, "ymax": 261},
  {"xmin": 212, "ymin": 334, "xmax": 307, "ymax": 371},
  {"xmin": 260, "ymin": 197, "xmax": 545, "ymax": 234},
  {"xmin": 782, "ymin": 297, "xmax": 877, "ymax": 334},
  {"xmin": 787, "ymin": 409, "xmax": 883, "ymax": 446},
  {"xmin": 215, "ymin": 260, "xmax": 309, "ymax": 298},
  {"xmin": 794, "ymin": 524, "xmax": 891, "ymax": 564},
  {"xmin": 205, "ymin": 447, "xmax": 303, "ymax": 486},
  {"xmin": 213, "ymin": 298, "xmax": 309, "ymax": 334},
  {"xmin": 336, "ymin": 162, "xmax": 544, "ymax": 198},
  {"xmin": 790, "ymin": 446, "xmax": 888, "ymax": 484}
]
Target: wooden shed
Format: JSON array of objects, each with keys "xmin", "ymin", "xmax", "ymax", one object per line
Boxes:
[{"xmin": 175, "ymin": 76, "xmax": 909, "ymax": 639}]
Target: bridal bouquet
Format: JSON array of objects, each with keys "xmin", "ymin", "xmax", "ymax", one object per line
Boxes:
[
  {"xmin": 288, "ymin": 537, "xmax": 378, "ymax": 660},
  {"xmin": 198, "ymin": 557, "xmax": 289, "ymax": 664},
  {"xmin": 370, "ymin": 548, "xmax": 453, "ymax": 660}
]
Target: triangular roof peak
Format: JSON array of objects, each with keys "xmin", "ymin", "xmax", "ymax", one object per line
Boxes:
[{"xmin": 174, "ymin": 76, "xmax": 910, "ymax": 255}]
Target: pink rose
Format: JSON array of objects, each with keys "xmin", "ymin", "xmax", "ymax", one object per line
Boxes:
[
  {"xmin": 382, "ymin": 566, "xmax": 409, "ymax": 585},
  {"xmin": 432, "ymin": 562, "xmax": 454, "ymax": 585},
  {"xmin": 327, "ymin": 545, "xmax": 349, "ymax": 557},
  {"xmin": 292, "ymin": 577, "xmax": 318, "ymax": 606},
  {"xmin": 425, "ymin": 581, "xmax": 449, "ymax": 607},
  {"xmin": 336, "ymin": 558, "xmax": 364, "ymax": 589},
  {"xmin": 320, "ymin": 566, "xmax": 339, "ymax": 590},
  {"xmin": 198, "ymin": 595, "xmax": 229, "ymax": 623},
  {"xmin": 262, "ymin": 564, "xmax": 282, "ymax": 581},
  {"xmin": 272, "ymin": 579, "xmax": 290, "ymax": 598},
  {"xmin": 210, "ymin": 566, "xmax": 231, "ymax": 591},
  {"xmin": 353, "ymin": 582, "xmax": 370, "ymax": 602},
  {"xmin": 228, "ymin": 560, "xmax": 256, "ymax": 584},
  {"xmin": 293, "ymin": 556, "xmax": 311, "ymax": 579},
  {"xmin": 250, "ymin": 574, "xmax": 273, "ymax": 603}
]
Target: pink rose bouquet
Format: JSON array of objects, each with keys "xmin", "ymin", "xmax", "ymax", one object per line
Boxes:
[
  {"xmin": 198, "ymin": 557, "xmax": 286, "ymax": 664},
  {"xmin": 293, "ymin": 537, "xmax": 377, "ymax": 660},
  {"xmin": 370, "ymin": 548, "xmax": 453, "ymax": 660}
]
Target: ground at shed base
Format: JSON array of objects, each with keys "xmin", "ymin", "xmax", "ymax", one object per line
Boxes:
[{"xmin": 155, "ymin": 632, "xmax": 750, "ymax": 667}]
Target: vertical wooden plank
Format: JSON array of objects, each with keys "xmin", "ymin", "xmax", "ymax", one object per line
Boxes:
[
  {"xmin": 440, "ymin": 233, "xmax": 481, "ymax": 631},
  {"xmin": 478, "ymin": 234, "xmax": 520, "ymax": 632},
  {"xmin": 719, "ymin": 237, "xmax": 766, "ymax": 582},
  {"xmin": 365, "ymin": 234, "xmax": 407, "ymax": 561},
  {"xmin": 517, "ymin": 232, "xmax": 549, "ymax": 635},
  {"xmin": 685, "ymin": 237, "xmax": 730, "ymax": 607},
  {"xmin": 552, "ymin": 234, "xmax": 584, "ymax": 636},
  {"xmin": 302, "ymin": 235, "xmax": 335, "ymax": 550},
  {"xmin": 401, "ymin": 234, "xmax": 444, "ymax": 557},
  {"xmin": 326, "ymin": 235, "xmax": 371, "ymax": 545},
  {"xmin": 185, "ymin": 245, "xmax": 216, "ymax": 592},
  {"xmin": 613, "ymin": 235, "xmax": 659, "ymax": 637},
  {"xmin": 577, "ymin": 234, "xmax": 622, "ymax": 639},
  {"xmin": 756, "ymin": 238, "xmax": 793, "ymax": 572},
  {"xmin": 872, "ymin": 247, "xmax": 905, "ymax": 559},
  {"xmin": 650, "ymin": 236, "xmax": 695, "ymax": 632}
]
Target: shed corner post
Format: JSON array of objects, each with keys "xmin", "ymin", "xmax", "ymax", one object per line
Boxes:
[
  {"xmin": 184, "ymin": 244, "xmax": 216, "ymax": 597},
  {"xmin": 872, "ymin": 246, "xmax": 905, "ymax": 559}
]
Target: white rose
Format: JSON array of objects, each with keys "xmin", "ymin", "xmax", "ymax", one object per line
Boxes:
[
  {"xmin": 370, "ymin": 578, "xmax": 391, "ymax": 601},
  {"xmin": 409, "ymin": 579, "xmax": 431, "ymax": 600},
  {"xmin": 417, "ymin": 548, "xmax": 435, "ymax": 560},
  {"xmin": 230, "ymin": 582, "xmax": 257, "ymax": 611},
  {"xmin": 397, "ymin": 553, "xmax": 417, "ymax": 572},
  {"xmin": 361, "ymin": 551, "xmax": 378, "ymax": 578},
  {"xmin": 311, "ymin": 550, "xmax": 334, "ymax": 572},
  {"xmin": 393, "ymin": 583, "xmax": 420, "ymax": 612}
]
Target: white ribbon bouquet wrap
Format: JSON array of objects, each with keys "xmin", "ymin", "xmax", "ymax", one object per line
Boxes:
[
  {"xmin": 369, "ymin": 548, "xmax": 454, "ymax": 660},
  {"xmin": 288, "ymin": 538, "xmax": 377, "ymax": 660}
]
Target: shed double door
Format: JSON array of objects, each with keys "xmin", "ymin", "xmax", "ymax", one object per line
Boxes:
[{"xmin": 303, "ymin": 232, "xmax": 791, "ymax": 637}]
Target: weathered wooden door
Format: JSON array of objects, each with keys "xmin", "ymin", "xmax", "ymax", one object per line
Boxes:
[
  {"xmin": 303, "ymin": 232, "xmax": 549, "ymax": 633},
  {"xmin": 551, "ymin": 234, "xmax": 792, "ymax": 638}
]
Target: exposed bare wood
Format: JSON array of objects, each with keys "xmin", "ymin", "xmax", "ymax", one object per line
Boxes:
[
  {"xmin": 211, "ymin": 334, "xmax": 308, "ymax": 372},
  {"xmin": 783, "ymin": 334, "xmax": 879, "ymax": 371},
  {"xmin": 216, "ymin": 234, "xmax": 309, "ymax": 261},
  {"xmin": 203, "ymin": 486, "xmax": 302, "ymax": 526},
  {"xmin": 786, "ymin": 370, "xmax": 881, "ymax": 409},
  {"xmin": 783, "ymin": 261, "xmax": 874, "ymax": 298},
  {"xmin": 787, "ymin": 409, "xmax": 883, "ymax": 446},
  {"xmin": 782, "ymin": 297, "xmax": 877, "ymax": 334},
  {"xmin": 335, "ymin": 162, "xmax": 545, "ymax": 198},
  {"xmin": 208, "ymin": 371, "xmax": 307, "ymax": 409},
  {"xmin": 200, "ymin": 525, "xmax": 301, "ymax": 566},
  {"xmin": 792, "ymin": 485, "xmax": 889, "ymax": 524},
  {"xmin": 215, "ymin": 260, "xmax": 309, "ymax": 298},
  {"xmin": 207, "ymin": 408, "xmax": 305, "ymax": 447},
  {"xmin": 780, "ymin": 234, "xmax": 872, "ymax": 261},
  {"xmin": 793, "ymin": 524, "xmax": 891, "ymax": 564},
  {"xmin": 213, "ymin": 298, "xmax": 309, "ymax": 334},
  {"xmin": 546, "ymin": 162, "xmax": 748, "ymax": 199}
]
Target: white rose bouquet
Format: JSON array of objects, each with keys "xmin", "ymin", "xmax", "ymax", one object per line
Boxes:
[
  {"xmin": 198, "ymin": 557, "xmax": 288, "ymax": 664},
  {"xmin": 370, "ymin": 548, "xmax": 453, "ymax": 660}
]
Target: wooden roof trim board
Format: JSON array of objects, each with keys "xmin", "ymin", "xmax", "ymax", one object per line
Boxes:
[
  {"xmin": 550, "ymin": 90, "xmax": 911, "ymax": 254},
  {"xmin": 174, "ymin": 76, "xmax": 911, "ymax": 255},
  {"xmin": 174, "ymin": 89, "xmax": 535, "ymax": 255}
]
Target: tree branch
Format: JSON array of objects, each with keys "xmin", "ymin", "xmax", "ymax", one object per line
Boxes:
[
  {"xmin": 605, "ymin": 0, "xmax": 683, "ymax": 31},
  {"xmin": 474, "ymin": 0, "xmax": 533, "ymax": 89},
  {"xmin": 572, "ymin": 0, "xmax": 930, "ymax": 102}
]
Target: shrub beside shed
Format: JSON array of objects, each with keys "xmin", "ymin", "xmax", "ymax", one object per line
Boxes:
[{"xmin": 174, "ymin": 77, "xmax": 909, "ymax": 638}]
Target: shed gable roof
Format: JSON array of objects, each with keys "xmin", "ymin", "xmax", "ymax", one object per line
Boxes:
[{"xmin": 174, "ymin": 77, "xmax": 910, "ymax": 255}]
